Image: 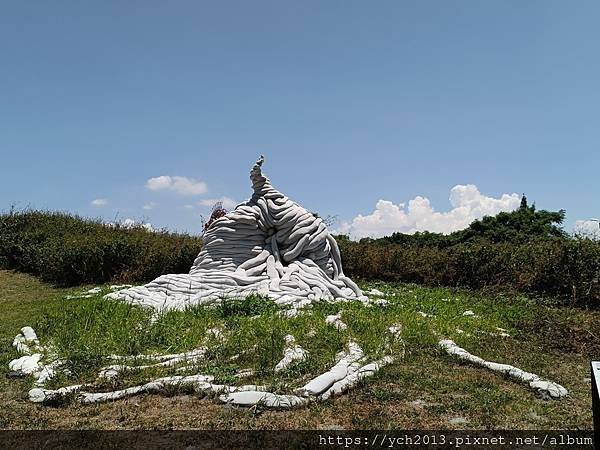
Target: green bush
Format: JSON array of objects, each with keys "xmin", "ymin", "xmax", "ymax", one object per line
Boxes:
[
  {"xmin": 337, "ymin": 238, "xmax": 600, "ymax": 307},
  {"xmin": 0, "ymin": 210, "xmax": 202, "ymax": 286}
]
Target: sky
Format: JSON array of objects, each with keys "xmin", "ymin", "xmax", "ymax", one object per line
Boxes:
[{"xmin": 1, "ymin": 1, "xmax": 599, "ymax": 238}]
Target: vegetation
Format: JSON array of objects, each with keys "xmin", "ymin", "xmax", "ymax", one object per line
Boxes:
[
  {"xmin": 1, "ymin": 271, "xmax": 596, "ymax": 429},
  {"xmin": 338, "ymin": 238, "xmax": 599, "ymax": 308},
  {"xmin": 453, "ymin": 201, "xmax": 567, "ymax": 244},
  {"xmin": 0, "ymin": 209, "xmax": 202, "ymax": 286}
]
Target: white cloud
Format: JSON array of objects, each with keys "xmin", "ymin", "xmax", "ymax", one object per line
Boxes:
[
  {"xmin": 183, "ymin": 204, "xmax": 194, "ymax": 209},
  {"xmin": 199, "ymin": 197, "xmax": 238, "ymax": 210},
  {"xmin": 145, "ymin": 175, "xmax": 208, "ymax": 195},
  {"xmin": 336, "ymin": 184, "xmax": 521, "ymax": 239},
  {"xmin": 121, "ymin": 218, "xmax": 136, "ymax": 227},
  {"xmin": 119, "ymin": 218, "xmax": 154, "ymax": 232},
  {"xmin": 142, "ymin": 202, "xmax": 157, "ymax": 210},
  {"xmin": 574, "ymin": 220, "xmax": 600, "ymax": 239},
  {"xmin": 91, "ymin": 198, "xmax": 108, "ymax": 207}
]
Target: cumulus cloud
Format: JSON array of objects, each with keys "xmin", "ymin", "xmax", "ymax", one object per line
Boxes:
[
  {"xmin": 336, "ymin": 184, "xmax": 521, "ymax": 239},
  {"xmin": 145, "ymin": 175, "xmax": 207, "ymax": 195},
  {"xmin": 199, "ymin": 197, "xmax": 238, "ymax": 210},
  {"xmin": 574, "ymin": 220, "xmax": 600, "ymax": 239},
  {"xmin": 106, "ymin": 218, "xmax": 154, "ymax": 232},
  {"xmin": 142, "ymin": 202, "xmax": 157, "ymax": 210},
  {"xmin": 121, "ymin": 218, "xmax": 136, "ymax": 228},
  {"xmin": 90, "ymin": 198, "xmax": 108, "ymax": 207}
]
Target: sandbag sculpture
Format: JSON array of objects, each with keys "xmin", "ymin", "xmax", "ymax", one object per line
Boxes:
[
  {"xmin": 107, "ymin": 156, "xmax": 367, "ymax": 311},
  {"xmin": 6, "ymin": 156, "xmax": 568, "ymax": 408}
]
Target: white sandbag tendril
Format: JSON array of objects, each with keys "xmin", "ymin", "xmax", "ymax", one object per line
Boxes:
[{"xmin": 439, "ymin": 339, "xmax": 568, "ymax": 399}]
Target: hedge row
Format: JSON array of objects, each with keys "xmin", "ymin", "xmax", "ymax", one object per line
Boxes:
[
  {"xmin": 0, "ymin": 211, "xmax": 202, "ymax": 286},
  {"xmin": 338, "ymin": 239, "xmax": 600, "ymax": 307}
]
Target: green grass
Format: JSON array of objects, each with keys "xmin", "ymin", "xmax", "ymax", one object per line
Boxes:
[
  {"xmin": 28, "ymin": 284, "xmax": 530, "ymax": 390},
  {"xmin": 0, "ymin": 270, "xmax": 597, "ymax": 429}
]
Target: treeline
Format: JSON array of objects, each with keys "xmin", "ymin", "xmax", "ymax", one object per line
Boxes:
[{"xmin": 0, "ymin": 210, "xmax": 202, "ymax": 286}]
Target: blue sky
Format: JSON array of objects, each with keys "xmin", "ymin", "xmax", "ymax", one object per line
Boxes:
[{"xmin": 1, "ymin": 1, "xmax": 598, "ymax": 237}]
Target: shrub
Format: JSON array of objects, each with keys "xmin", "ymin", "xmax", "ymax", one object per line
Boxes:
[
  {"xmin": 0, "ymin": 210, "xmax": 202, "ymax": 286},
  {"xmin": 337, "ymin": 238, "xmax": 600, "ymax": 308}
]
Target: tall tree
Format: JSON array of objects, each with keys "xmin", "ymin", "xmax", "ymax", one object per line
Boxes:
[{"xmin": 520, "ymin": 193, "xmax": 528, "ymax": 210}]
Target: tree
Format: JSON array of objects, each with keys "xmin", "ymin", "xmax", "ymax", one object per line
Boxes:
[
  {"xmin": 520, "ymin": 193, "xmax": 528, "ymax": 210},
  {"xmin": 368, "ymin": 202, "xmax": 567, "ymax": 246},
  {"xmin": 451, "ymin": 204, "xmax": 566, "ymax": 244}
]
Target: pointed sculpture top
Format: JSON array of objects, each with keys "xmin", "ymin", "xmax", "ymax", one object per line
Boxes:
[{"xmin": 250, "ymin": 155, "xmax": 272, "ymax": 194}]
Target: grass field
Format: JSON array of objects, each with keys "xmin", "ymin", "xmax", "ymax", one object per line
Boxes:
[{"xmin": 0, "ymin": 270, "xmax": 597, "ymax": 430}]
